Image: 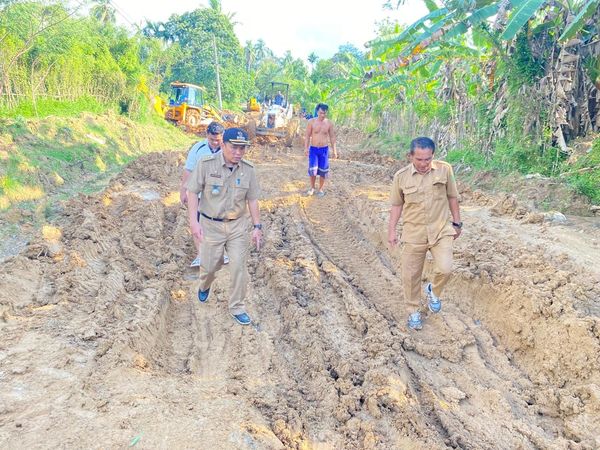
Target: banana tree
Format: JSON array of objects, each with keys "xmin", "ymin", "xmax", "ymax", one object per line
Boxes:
[
  {"xmin": 365, "ymin": 0, "xmax": 600, "ymax": 80},
  {"xmin": 364, "ymin": 0, "xmax": 600, "ymax": 148}
]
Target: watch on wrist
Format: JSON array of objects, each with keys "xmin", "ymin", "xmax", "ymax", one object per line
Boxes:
[
  {"xmin": 451, "ymin": 221, "xmax": 463, "ymax": 229},
  {"xmin": 253, "ymin": 224, "xmax": 263, "ymax": 230}
]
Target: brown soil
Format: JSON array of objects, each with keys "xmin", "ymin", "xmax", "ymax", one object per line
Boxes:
[{"xmin": 1, "ymin": 139, "xmax": 599, "ymax": 449}]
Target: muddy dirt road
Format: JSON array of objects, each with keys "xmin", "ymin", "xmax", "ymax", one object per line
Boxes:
[{"xmin": 1, "ymin": 140, "xmax": 599, "ymax": 449}]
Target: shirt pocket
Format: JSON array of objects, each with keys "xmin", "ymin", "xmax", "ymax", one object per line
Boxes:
[
  {"xmin": 402, "ymin": 185, "xmax": 420, "ymax": 204},
  {"xmin": 206, "ymin": 177, "xmax": 224, "ymax": 197},
  {"xmin": 432, "ymin": 178, "xmax": 447, "ymax": 199},
  {"xmin": 233, "ymin": 177, "xmax": 250, "ymax": 202}
]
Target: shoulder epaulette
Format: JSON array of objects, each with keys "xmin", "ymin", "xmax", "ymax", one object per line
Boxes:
[
  {"xmin": 394, "ymin": 164, "xmax": 411, "ymax": 177},
  {"xmin": 433, "ymin": 159, "xmax": 452, "ymax": 170},
  {"xmin": 241, "ymin": 159, "xmax": 254, "ymax": 167},
  {"xmin": 200, "ymin": 154, "xmax": 216, "ymax": 161}
]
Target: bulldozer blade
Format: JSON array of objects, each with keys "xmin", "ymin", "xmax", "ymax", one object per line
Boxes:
[{"xmin": 256, "ymin": 128, "xmax": 286, "ymax": 137}]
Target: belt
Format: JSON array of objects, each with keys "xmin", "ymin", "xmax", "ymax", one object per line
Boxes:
[{"xmin": 200, "ymin": 212, "xmax": 238, "ymax": 222}]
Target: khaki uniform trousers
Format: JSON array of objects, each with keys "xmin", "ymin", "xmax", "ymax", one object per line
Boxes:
[
  {"xmin": 401, "ymin": 236, "xmax": 453, "ymax": 312},
  {"xmin": 199, "ymin": 215, "xmax": 250, "ymax": 315}
]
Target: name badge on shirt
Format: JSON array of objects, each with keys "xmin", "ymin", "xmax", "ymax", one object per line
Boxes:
[{"xmin": 209, "ymin": 173, "xmax": 222, "ymax": 178}]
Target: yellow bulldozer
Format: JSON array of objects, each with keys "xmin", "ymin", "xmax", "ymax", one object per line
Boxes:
[
  {"xmin": 164, "ymin": 82, "xmax": 222, "ymax": 128},
  {"xmin": 246, "ymin": 97, "xmax": 260, "ymax": 112}
]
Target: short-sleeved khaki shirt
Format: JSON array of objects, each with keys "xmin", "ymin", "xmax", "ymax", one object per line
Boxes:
[
  {"xmin": 187, "ymin": 151, "xmax": 260, "ymax": 220},
  {"xmin": 390, "ymin": 160, "xmax": 458, "ymax": 244}
]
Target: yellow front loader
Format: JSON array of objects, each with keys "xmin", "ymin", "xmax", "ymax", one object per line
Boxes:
[{"xmin": 164, "ymin": 82, "xmax": 222, "ymax": 128}]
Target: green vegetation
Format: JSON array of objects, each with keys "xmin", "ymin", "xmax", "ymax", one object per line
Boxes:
[
  {"xmin": 338, "ymin": 0, "xmax": 600, "ymax": 206},
  {"xmin": 0, "ymin": 114, "xmax": 193, "ymax": 210},
  {"xmin": 0, "ymin": 96, "xmax": 106, "ymax": 118},
  {"xmin": 565, "ymin": 139, "xmax": 600, "ymax": 204}
]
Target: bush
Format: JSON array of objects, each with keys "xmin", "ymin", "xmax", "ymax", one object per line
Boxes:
[
  {"xmin": 565, "ymin": 138, "xmax": 600, "ymax": 204},
  {"xmin": 446, "ymin": 148, "xmax": 487, "ymax": 168}
]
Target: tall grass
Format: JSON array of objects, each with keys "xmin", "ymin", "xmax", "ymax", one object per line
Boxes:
[{"xmin": 0, "ymin": 96, "xmax": 108, "ymax": 118}]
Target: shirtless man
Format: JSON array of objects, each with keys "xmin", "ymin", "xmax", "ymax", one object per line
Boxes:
[{"xmin": 304, "ymin": 103, "xmax": 338, "ymax": 197}]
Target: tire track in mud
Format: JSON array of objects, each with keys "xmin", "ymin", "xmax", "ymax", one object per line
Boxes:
[
  {"xmin": 242, "ymin": 200, "xmax": 449, "ymax": 448},
  {"xmin": 296, "ymin": 189, "xmax": 469, "ymax": 446}
]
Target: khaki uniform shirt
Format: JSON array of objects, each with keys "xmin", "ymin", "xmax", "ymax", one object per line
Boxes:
[
  {"xmin": 390, "ymin": 160, "xmax": 458, "ymax": 244},
  {"xmin": 187, "ymin": 152, "xmax": 260, "ymax": 220}
]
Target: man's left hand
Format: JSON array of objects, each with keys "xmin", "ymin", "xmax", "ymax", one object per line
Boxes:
[
  {"xmin": 453, "ymin": 226, "xmax": 462, "ymax": 240},
  {"xmin": 252, "ymin": 228, "xmax": 262, "ymax": 251}
]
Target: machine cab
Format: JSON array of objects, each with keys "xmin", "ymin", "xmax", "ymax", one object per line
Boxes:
[{"xmin": 169, "ymin": 83, "xmax": 204, "ymax": 108}]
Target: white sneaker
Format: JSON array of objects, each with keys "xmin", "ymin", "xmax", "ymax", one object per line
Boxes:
[
  {"xmin": 306, "ymin": 188, "xmax": 315, "ymax": 196},
  {"xmin": 425, "ymin": 283, "xmax": 442, "ymax": 313},
  {"xmin": 190, "ymin": 256, "xmax": 201, "ymax": 268},
  {"xmin": 407, "ymin": 312, "xmax": 423, "ymax": 330},
  {"xmin": 223, "ymin": 254, "xmax": 230, "ymax": 265}
]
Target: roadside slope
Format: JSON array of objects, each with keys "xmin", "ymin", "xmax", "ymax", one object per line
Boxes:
[{"xmin": 0, "ymin": 113, "xmax": 193, "ymax": 261}]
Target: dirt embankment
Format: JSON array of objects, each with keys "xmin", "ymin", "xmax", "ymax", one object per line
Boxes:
[{"xmin": 0, "ymin": 137, "xmax": 599, "ymax": 449}]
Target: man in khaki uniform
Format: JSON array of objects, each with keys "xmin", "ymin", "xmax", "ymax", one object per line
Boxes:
[
  {"xmin": 186, "ymin": 128, "xmax": 263, "ymax": 325},
  {"xmin": 387, "ymin": 137, "xmax": 462, "ymax": 330}
]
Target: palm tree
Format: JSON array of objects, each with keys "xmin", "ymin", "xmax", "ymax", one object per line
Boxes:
[
  {"xmin": 244, "ymin": 40, "xmax": 255, "ymax": 73},
  {"xmin": 90, "ymin": 0, "xmax": 115, "ymax": 24},
  {"xmin": 281, "ymin": 50, "xmax": 293, "ymax": 68},
  {"xmin": 254, "ymin": 39, "xmax": 268, "ymax": 63},
  {"xmin": 308, "ymin": 52, "xmax": 319, "ymax": 71}
]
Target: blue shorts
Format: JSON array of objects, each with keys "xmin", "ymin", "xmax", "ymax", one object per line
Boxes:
[{"xmin": 308, "ymin": 146, "xmax": 329, "ymax": 177}]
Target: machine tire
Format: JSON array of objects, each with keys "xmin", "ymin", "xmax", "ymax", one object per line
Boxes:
[{"xmin": 186, "ymin": 109, "xmax": 201, "ymax": 129}]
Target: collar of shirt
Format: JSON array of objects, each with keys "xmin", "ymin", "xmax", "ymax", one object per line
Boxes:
[
  {"xmin": 217, "ymin": 151, "xmax": 239, "ymax": 171},
  {"xmin": 197, "ymin": 139, "xmax": 220, "ymax": 154},
  {"xmin": 410, "ymin": 161, "xmax": 438, "ymax": 175}
]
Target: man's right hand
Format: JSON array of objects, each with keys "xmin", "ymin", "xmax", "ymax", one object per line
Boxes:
[
  {"xmin": 387, "ymin": 230, "xmax": 398, "ymax": 248},
  {"xmin": 191, "ymin": 222, "xmax": 203, "ymax": 242},
  {"xmin": 304, "ymin": 148, "xmax": 309, "ymax": 156}
]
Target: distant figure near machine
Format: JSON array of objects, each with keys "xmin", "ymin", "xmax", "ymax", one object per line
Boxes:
[{"xmin": 274, "ymin": 90, "xmax": 285, "ymax": 106}]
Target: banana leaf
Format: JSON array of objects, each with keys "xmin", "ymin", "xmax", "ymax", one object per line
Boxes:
[
  {"xmin": 424, "ymin": 0, "xmax": 440, "ymax": 12},
  {"xmin": 406, "ymin": 11, "xmax": 457, "ymax": 54},
  {"xmin": 371, "ymin": 8, "xmax": 450, "ymax": 49},
  {"xmin": 559, "ymin": 0, "xmax": 599, "ymax": 42},
  {"xmin": 500, "ymin": 0, "xmax": 547, "ymax": 40}
]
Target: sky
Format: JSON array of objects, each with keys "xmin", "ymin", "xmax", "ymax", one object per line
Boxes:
[{"xmin": 107, "ymin": 0, "xmax": 429, "ymax": 61}]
